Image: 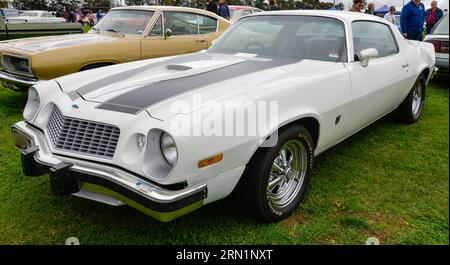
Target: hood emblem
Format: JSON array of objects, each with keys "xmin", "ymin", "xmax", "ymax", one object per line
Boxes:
[{"xmin": 71, "ymin": 104, "xmax": 79, "ymax": 109}]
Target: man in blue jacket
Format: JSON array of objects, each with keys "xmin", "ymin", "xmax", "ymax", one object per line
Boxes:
[
  {"xmin": 400, "ymin": 0, "xmax": 426, "ymax": 41},
  {"xmin": 424, "ymin": 0, "xmax": 444, "ymax": 34}
]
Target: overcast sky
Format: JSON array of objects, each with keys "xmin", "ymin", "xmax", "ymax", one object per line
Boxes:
[{"xmin": 324, "ymin": 0, "xmax": 449, "ymax": 10}]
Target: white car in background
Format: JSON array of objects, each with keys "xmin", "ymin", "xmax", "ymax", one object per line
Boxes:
[
  {"xmin": 19, "ymin": 10, "xmax": 66, "ymax": 23},
  {"xmin": 12, "ymin": 11, "xmax": 436, "ymax": 222},
  {"xmin": 425, "ymin": 14, "xmax": 449, "ymax": 75},
  {"xmin": 229, "ymin": 5, "xmax": 263, "ymax": 22}
]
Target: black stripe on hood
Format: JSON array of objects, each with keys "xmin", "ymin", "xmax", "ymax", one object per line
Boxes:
[{"xmin": 96, "ymin": 56, "xmax": 299, "ymax": 114}]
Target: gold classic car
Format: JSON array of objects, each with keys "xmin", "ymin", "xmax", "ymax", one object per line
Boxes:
[{"xmin": 0, "ymin": 6, "xmax": 230, "ymax": 90}]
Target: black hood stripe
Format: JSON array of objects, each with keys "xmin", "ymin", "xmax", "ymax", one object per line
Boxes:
[
  {"xmin": 96, "ymin": 56, "xmax": 300, "ymax": 114},
  {"xmin": 76, "ymin": 53, "xmax": 208, "ymax": 97}
]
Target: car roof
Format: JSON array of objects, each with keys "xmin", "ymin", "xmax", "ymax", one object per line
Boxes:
[
  {"xmin": 110, "ymin": 5, "xmax": 219, "ymax": 17},
  {"xmin": 251, "ymin": 10, "xmax": 390, "ymax": 24}
]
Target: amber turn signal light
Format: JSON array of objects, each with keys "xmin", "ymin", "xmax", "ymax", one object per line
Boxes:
[{"xmin": 198, "ymin": 153, "xmax": 223, "ymax": 168}]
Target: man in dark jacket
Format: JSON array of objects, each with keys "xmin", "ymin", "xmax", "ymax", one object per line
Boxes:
[
  {"xmin": 218, "ymin": 0, "xmax": 230, "ymax": 20},
  {"xmin": 269, "ymin": 0, "xmax": 280, "ymax": 11},
  {"xmin": 206, "ymin": 0, "xmax": 218, "ymax": 15},
  {"xmin": 400, "ymin": 0, "xmax": 426, "ymax": 41},
  {"xmin": 425, "ymin": 0, "xmax": 444, "ymax": 34}
]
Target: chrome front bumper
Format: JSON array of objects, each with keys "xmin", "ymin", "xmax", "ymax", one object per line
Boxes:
[
  {"xmin": 11, "ymin": 121, "xmax": 207, "ymax": 222},
  {"xmin": 0, "ymin": 71, "xmax": 40, "ymax": 89}
]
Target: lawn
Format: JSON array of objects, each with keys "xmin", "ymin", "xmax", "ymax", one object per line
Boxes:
[{"xmin": 0, "ymin": 79, "xmax": 448, "ymax": 245}]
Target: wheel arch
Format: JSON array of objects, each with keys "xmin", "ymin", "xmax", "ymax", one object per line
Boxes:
[
  {"xmin": 244, "ymin": 115, "xmax": 321, "ymax": 167},
  {"xmin": 77, "ymin": 61, "xmax": 119, "ymax": 72}
]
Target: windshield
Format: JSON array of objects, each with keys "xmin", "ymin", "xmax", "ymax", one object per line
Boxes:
[
  {"xmin": 433, "ymin": 15, "xmax": 449, "ymax": 35},
  {"xmin": 2, "ymin": 9, "xmax": 21, "ymax": 18},
  {"xmin": 21, "ymin": 12, "xmax": 38, "ymax": 17},
  {"xmin": 209, "ymin": 15, "xmax": 347, "ymax": 62},
  {"xmin": 91, "ymin": 10, "xmax": 154, "ymax": 35}
]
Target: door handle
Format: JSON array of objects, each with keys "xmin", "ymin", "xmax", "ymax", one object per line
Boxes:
[
  {"xmin": 401, "ymin": 63, "xmax": 409, "ymax": 69},
  {"xmin": 196, "ymin": 39, "xmax": 206, "ymax": 43}
]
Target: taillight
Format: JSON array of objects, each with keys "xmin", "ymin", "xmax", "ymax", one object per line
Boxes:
[
  {"xmin": 440, "ymin": 41, "xmax": 449, "ymax": 54},
  {"xmin": 427, "ymin": 40, "xmax": 449, "ymax": 54},
  {"xmin": 428, "ymin": 40, "xmax": 441, "ymax": 53}
]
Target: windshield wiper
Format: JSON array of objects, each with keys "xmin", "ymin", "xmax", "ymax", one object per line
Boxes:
[{"xmin": 105, "ymin": 28, "xmax": 124, "ymax": 36}]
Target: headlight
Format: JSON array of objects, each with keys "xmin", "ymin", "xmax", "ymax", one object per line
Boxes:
[
  {"xmin": 23, "ymin": 86, "xmax": 40, "ymax": 121},
  {"xmin": 160, "ymin": 132, "xmax": 177, "ymax": 166},
  {"xmin": 2, "ymin": 55, "xmax": 33, "ymax": 77}
]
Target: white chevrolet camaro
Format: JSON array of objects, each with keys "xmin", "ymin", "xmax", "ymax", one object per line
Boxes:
[{"xmin": 12, "ymin": 10, "xmax": 437, "ymax": 222}]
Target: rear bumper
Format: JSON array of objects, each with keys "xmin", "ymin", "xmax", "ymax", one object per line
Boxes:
[
  {"xmin": 435, "ymin": 58, "xmax": 449, "ymax": 73},
  {"xmin": 0, "ymin": 71, "xmax": 40, "ymax": 89},
  {"xmin": 11, "ymin": 121, "xmax": 207, "ymax": 222}
]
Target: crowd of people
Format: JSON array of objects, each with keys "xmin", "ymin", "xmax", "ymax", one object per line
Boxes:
[
  {"xmin": 55, "ymin": 8, "xmax": 104, "ymax": 26},
  {"xmin": 350, "ymin": 0, "xmax": 445, "ymax": 41}
]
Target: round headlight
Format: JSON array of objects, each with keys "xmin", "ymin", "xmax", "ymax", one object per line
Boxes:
[
  {"xmin": 23, "ymin": 86, "xmax": 40, "ymax": 121},
  {"xmin": 160, "ymin": 132, "xmax": 177, "ymax": 166}
]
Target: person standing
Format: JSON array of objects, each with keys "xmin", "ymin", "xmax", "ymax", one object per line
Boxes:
[
  {"xmin": 400, "ymin": 0, "xmax": 426, "ymax": 41},
  {"xmin": 349, "ymin": 0, "xmax": 365, "ymax": 12},
  {"xmin": 96, "ymin": 9, "xmax": 103, "ymax": 22},
  {"xmin": 268, "ymin": 0, "xmax": 280, "ymax": 11},
  {"xmin": 206, "ymin": 0, "xmax": 218, "ymax": 15},
  {"xmin": 384, "ymin": 6, "xmax": 397, "ymax": 24},
  {"xmin": 425, "ymin": 0, "xmax": 444, "ymax": 34},
  {"xmin": 75, "ymin": 9, "xmax": 84, "ymax": 25},
  {"xmin": 365, "ymin": 3, "xmax": 376, "ymax": 15},
  {"xmin": 218, "ymin": 0, "xmax": 230, "ymax": 20},
  {"xmin": 87, "ymin": 10, "xmax": 95, "ymax": 27},
  {"xmin": 68, "ymin": 10, "xmax": 75, "ymax": 23}
]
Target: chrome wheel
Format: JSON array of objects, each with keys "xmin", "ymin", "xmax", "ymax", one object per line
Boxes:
[
  {"xmin": 267, "ymin": 139, "xmax": 308, "ymax": 209},
  {"xmin": 411, "ymin": 81, "xmax": 422, "ymax": 116}
]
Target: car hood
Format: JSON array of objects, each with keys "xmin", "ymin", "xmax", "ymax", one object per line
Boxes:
[
  {"xmin": 0, "ymin": 33, "xmax": 119, "ymax": 53},
  {"xmin": 55, "ymin": 52, "xmax": 334, "ymax": 120}
]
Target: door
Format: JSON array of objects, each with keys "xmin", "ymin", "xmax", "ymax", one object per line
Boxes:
[
  {"xmin": 345, "ymin": 20, "xmax": 411, "ymax": 134},
  {"xmin": 141, "ymin": 11, "xmax": 205, "ymax": 59},
  {"xmin": 197, "ymin": 14, "xmax": 218, "ymax": 47}
]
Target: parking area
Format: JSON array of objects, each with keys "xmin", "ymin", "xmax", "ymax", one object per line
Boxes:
[{"xmin": 0, "ymin": 78, "xmax": 447, "ymax": 245}]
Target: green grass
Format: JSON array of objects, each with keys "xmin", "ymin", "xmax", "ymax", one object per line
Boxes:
[{"xmin": 0, "ymin": 79, "xmax": 448, "ymax": 245}]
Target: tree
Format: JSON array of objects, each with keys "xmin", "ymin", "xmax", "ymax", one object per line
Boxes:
[
  {"xmin": 49, "ymin": 0, "xmax": 81, "ymax": 12},
  {"xmin": 86, "ymin": 0, "xmax": 111, "ymax": 8},
  {"xmin": 125, "ymin": 0, "xmax": 148, "ymax": 5},
  {"xmin": 12, "ymin": 0, "xmax": 49, "ymax": 10}
]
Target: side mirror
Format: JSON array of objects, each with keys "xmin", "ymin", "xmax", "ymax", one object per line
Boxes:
[
  {"xmin": 164, "ymin": 28, "xmax": 172, "ymax": 39},
  {"xmin": 359, "ymin": 48, "xmax": 379, "ymax": 67}
]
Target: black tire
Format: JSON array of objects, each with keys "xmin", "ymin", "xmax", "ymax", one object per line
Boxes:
[
  {"xmin": 233, "ymin": 125, "xmax": 314, "ymax": 222},
  {"xmin": 393, "ymin": 73, "xmax": 426, "ymax": 124}
]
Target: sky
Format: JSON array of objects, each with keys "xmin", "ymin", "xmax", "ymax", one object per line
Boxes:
[{"xmin": 324, "ymin": 0, "xmax": 449, "ymax": 10}]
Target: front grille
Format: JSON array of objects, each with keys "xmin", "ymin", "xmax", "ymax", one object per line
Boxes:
[{"xmin": 46, "ymin": 107, "xmax": 120, "ymax": 159}]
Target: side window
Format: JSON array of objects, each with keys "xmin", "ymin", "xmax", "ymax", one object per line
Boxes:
[
  {"xmin": 149, "ymin": 15, "xmax": 163, "ymax": 36},
  {"xmin": 164, "ymin": 12, "xmax": 198, "ymax": 36},
  {"xmin": 198, "ymin": 15, "xmax": 217, "ymax": 34},
  {"xmin": 352, "ymin": 21, "xmax": 399, "ymax": 60}
]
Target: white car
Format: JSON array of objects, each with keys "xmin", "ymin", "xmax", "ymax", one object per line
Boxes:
[
  {"xmin": 19, "ymin": 10, "xmax": 66, "ymax": 23},
  {"xmin": 229, "ymin": 5, "xmax": 263, "ymax": 23},
  {"xmin": 12, "ymin": 11, "xmax": 437, "ymax": 222},
  {"xmin": 424, "ymin": 14, "xmax": 449, "ymax": 75}
]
